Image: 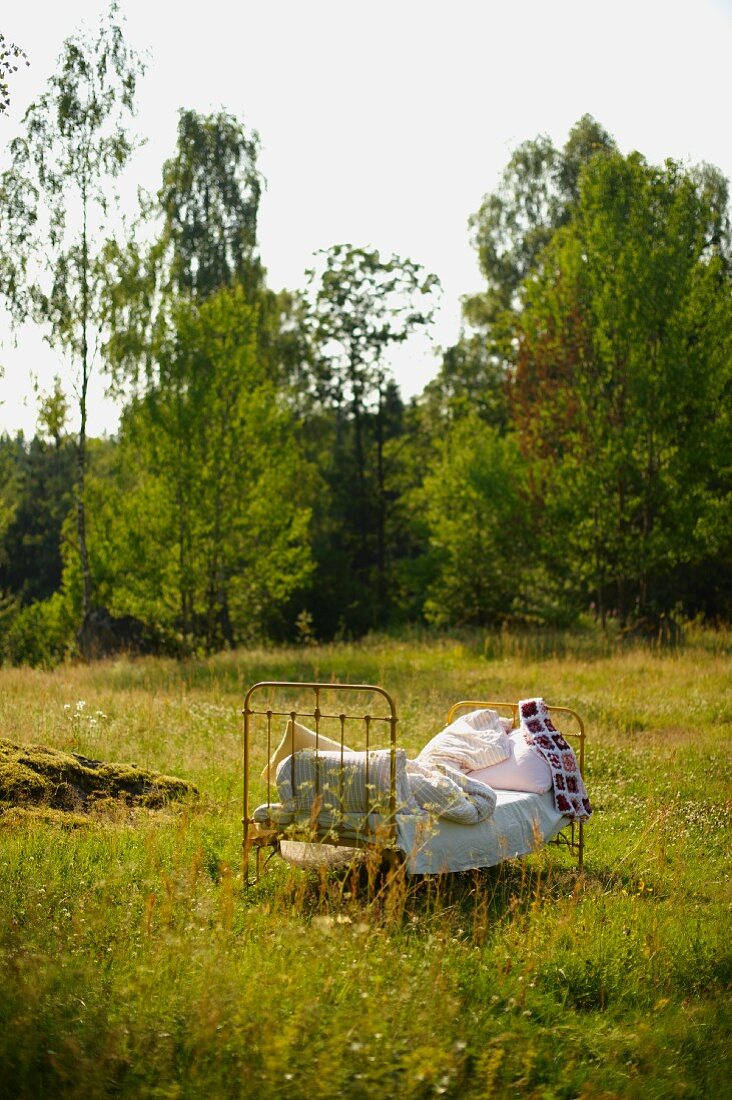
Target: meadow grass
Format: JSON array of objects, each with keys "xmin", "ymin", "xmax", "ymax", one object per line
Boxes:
[{"xmin": 0, "ymin": 629, "xmax": 730, "ymax": 1098}]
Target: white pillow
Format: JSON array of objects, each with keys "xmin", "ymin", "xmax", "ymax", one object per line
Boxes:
[
  {"xmin": 467, "ymin": 729, "xmax": 552, "ymax": 794},
  {"xmin": 416, "ymin": 709, "xmax": 511, "ymax": 771}
]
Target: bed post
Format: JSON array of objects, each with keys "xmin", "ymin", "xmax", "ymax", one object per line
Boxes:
[{"xmin": 242, "ymin": 687, "xmax": 252, "ymax": 879}]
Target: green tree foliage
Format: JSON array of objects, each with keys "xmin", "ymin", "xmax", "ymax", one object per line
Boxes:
[
  {"xmin": 0, "ymin": 2, "xmax": 145, "ymax": 619},
  {"xmin": 417, "ymin": 415, "xmax": 531, "ymax": 626},
  {"xmin": 514, "ymin": 152, "xmax": 732, "ymax": 625},
  {"xmin": 3, "ymin": 104, "xmax": 731, "ymax": 659},
  {"xmin": 0, "ymin": 387, "xmax": 77, "ymax": 665},
  {"xmin": 420, "ymin": 334, "xmax": 510, "ymax": 433},
  {"xmin": 158, "ymin": 109, "xmax": 262, "ymax": 299},
  {"xmin": 304, "ymin": 245, "xmax": 440, "ymax": 631},
  {"xmin": 416, "ymin": 120, "xmax": 731, "ymax": 631},
  {"xmin": 70, "ymin": 285, "xmax": 314, "ymax": 651},
  {"xmin": 36, "ymin": 376, "xmax": 71, "ymax": 450},
  {"xmin": 419, "ymin": 117, "xmax": 616, "ymax": 483},
  {"xmin": 103, "ymin": 106, "xmax": 296, "ymax": 390},
  {"xmin": 689, "ymin": 162, "xmax": 732, "ymax": 268},
  {"xmin": 0, "ymin": 432, "xmax": 76, "ymax": 605},
  {"xmin": 0, "ymin": 380, "xmax": 73, "ymax": 605},
  {"xmin": 465, "ymin": 114, "xmax": 616, "ymax": 332},
  {"xmin": 0, "ymin": 590, "xmax": 75, "ymax": 668},
  {"xmin": 94, "ymin": 106, "xmax": 316, "ymax": 649},
  {"xmin": 0, "ymin": 32, "xmax": 28, "ymax": 116},
  {"xmin": 0, "ymin": 433, "xmax": 20, "ymax": 551}
]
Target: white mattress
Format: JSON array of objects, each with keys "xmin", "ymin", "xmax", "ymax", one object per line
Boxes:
[{"xmin": 256, "ymin": 789, "xmax": 568, "ymax": 875}]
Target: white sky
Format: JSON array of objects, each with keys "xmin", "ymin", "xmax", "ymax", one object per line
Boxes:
[{"xmin": 1, "ymin": 0, "xmax": 731, "ymax": 437}]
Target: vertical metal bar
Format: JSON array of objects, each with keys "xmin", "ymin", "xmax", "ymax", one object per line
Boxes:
[
  {"xmin": 339, "ymin": 713, "xmax": 346, "ymax": 818},
  {"xmin": 303, "ymin": 702, "xmax": 320, "ymax": 799},
  {"xmin": 266, "ymin": 710, "xmax": 272, "ymax": 806},
  {"xmin": 389, "ymin": 704, "xmax": 397, "ymax": 844},
  {"xmin": 313, "ymin": 689, "xmax": 321, "ymax": 811},
  {"xmin": 576, "ymin": 714, "xmax": 586, "ymax": 870},
  {"xmin": 243, "ymin": 703, "xmax": 250, "ymax": 878},
  {"xmin": 314, "ymin": 686, "xmax": 321, "ymax": 753},
  {"xmin": 290, "ymin": 710, "xmax": 297, "ymax": 798}
]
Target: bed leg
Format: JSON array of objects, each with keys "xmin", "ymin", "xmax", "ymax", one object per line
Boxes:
[
  {"xmin": 384, "ymin": 849, "xmax": 403, "ymax": 875},
  {"xmin": 243, "ymin": 827, "xmax": 251, "ymax": 889}
]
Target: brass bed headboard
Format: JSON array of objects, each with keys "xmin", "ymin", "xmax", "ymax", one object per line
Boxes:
[{"xmin": 447, "ymin": 700, "xmax": 586, "ymax": 868}]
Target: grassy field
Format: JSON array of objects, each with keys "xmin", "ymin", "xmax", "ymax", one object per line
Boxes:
[{"xmin": 1, "ymin": 629, "xmax": 730, "ymax": 1098}]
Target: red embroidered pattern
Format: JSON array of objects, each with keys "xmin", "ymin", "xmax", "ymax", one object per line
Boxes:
[{"xmin": 519, "ymin": 698, "xmax": 592, "ymax": 822}]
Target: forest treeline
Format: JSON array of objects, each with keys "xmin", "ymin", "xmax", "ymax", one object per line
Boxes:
[{"xmin": 1, "ymin": 7, "xmax": 731, "ymax": 665}]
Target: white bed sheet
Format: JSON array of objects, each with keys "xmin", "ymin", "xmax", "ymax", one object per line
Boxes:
[
  {"xmin": 396, "ymin": 789, "xmax": 569, "ymax": 874},
  {"xmin": 255, "ymin": 789, "xmax": 569, "ymax": 875}
]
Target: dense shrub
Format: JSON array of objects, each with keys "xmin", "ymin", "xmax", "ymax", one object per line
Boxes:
[{"xmin": 1, "ymin": 592, "xmax": 76, "ymax": 668}]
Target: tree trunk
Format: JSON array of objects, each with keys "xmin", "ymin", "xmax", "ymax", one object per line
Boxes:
[
  {"xmin": 76, "ymin": 376, "xmax": 93, "ymax": 619},
  {"xmin": 375, "ymin": 381, "xmax": 386, "ymax": 617},
  {"xmin": 77, "ymin": 192, "xmax": 93, "ymax": 620},
  {"xmin": 350, "ymin": 374, "xmax": 368, "ymax": 571}
]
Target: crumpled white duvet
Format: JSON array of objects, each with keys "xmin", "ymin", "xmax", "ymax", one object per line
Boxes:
[{"xmin": 405, "ymin": 759, "xmax": 497, "ymax": 824}]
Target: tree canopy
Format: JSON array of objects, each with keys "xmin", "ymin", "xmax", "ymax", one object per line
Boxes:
[
  {"xmin": 1, "ymin": 84, "xmax": 730, "ymax": 663},
  {"xmin": 514, "ymin": 151, "xmax": 732, "ymax": 625}
]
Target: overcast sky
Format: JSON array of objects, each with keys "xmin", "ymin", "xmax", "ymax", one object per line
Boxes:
[{"xmin": 2, "ymin": 0, "xmax": 731, "ymax": 436}]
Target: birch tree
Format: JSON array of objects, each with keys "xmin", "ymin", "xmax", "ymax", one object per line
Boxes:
[{"xmin": 0, "ymin": 2, "xmax": 144, "ymax": 621}]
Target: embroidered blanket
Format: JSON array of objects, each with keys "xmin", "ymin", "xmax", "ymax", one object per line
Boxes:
[{"xmin": 518, "ymin": 698, "xmax": 592, "ymax": 822}]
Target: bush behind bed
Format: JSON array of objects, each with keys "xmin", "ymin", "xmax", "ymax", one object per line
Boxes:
[{"xmin": 0, "ymin": 632, "xmax": 730, "ymax": 1097}]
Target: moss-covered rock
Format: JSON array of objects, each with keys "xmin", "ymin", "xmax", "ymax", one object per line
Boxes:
[
  {"xmin": 0, "ymin": 738, "xmax": 197, "ymax": 818},
  {"xmin": 0, "ymin": 805, "xmax": 94, "ymax": 829}
]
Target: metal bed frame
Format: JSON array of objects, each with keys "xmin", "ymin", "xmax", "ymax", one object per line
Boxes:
[{"xmin": 243, "ymin": 681, "xmax": 586, "ymax": 882}]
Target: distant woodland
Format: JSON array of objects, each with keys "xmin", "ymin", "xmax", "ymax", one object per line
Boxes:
[{"xmin": 1, "ymin": 7, "xmax": 730, "ymax": 665}]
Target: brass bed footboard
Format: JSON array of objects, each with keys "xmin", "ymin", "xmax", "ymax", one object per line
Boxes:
[{"xmin": 243, "ymin": 681, "xmax": 400, "ymax": 881}]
